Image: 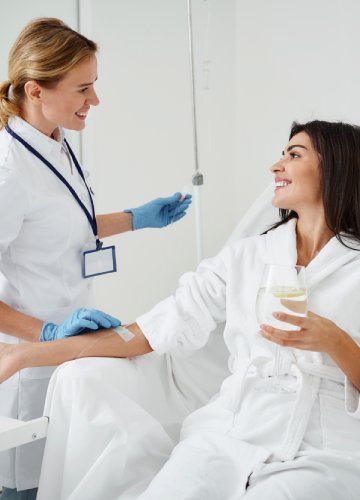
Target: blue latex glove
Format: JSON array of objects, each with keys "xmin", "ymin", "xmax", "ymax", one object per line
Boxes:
[
  {"xmin": 40, "ymin": 308, "xmax": 121, "ymax": 342},
  {"xmin": 124, "ymin": 192, "xmax": 192, "ymax": 230}
]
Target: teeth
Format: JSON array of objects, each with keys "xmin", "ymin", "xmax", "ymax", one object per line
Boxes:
[
  {"xmin": 275, "ymin": 181, "xmax": 290, "ymax": 187},
  {"xmin": 76, "ymin": 112, "xmax": 87, "ymax": 117}
]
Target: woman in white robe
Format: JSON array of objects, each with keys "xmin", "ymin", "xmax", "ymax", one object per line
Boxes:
[{"xmin": 1, "ymin": 120, "xmax": 360, "ymax": 500}]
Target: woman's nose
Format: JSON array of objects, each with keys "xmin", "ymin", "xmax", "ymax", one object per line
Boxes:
[
  {"xmin": 270, "ymin": 159, "xmax": 285, "ymax": 173},
  {"xmin": 87, "ymin": 87, "xmax": 100, "ymax": 106}
]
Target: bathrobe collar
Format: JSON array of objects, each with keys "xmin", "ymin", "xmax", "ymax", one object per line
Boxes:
[{"xmin": 265, "ymin": 218, "xmax": 360, "ymax": 291}]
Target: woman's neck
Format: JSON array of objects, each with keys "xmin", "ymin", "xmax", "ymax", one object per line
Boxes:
[
  {"xmin": 296, "ymin": 215, "xmax": 334, "ymax": 266},
  {"xmin": 21, "ymin": 106, "xmax": 56, "ymax": 137}
]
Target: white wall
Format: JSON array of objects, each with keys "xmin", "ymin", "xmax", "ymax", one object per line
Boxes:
[
  {"xmin": 0, "ymin": 0, "xmax": 77, "ymax": 67},
  {"xmin": 80, "ymin": 0, "xmax": 237, "ymax": 320},
  {"xmin": 235, "ymin": 0, "xmax": 360, "ymax": 211},
  {"xmin": 0, "ymin": 0, "xmax": 80, "ymax": 151}
]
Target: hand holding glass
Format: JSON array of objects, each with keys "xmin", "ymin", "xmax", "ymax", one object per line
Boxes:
[{"xmin": 256, "ymin": 264, "xmax": 307, "ymax": 392}]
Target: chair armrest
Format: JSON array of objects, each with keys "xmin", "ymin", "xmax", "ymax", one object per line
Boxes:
[{"xmin": 0, "ymin": 416, "xmax": 48, "ymax": 452}]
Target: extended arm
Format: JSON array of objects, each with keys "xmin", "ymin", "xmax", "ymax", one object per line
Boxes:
[
  {"xmin": 0, "ymin": 322, "xmax": 152, "ymax": 384},
  {"xmin": 96, "ymin": 212, "xmax": 133, "ymax": 238},
  {"xmin": 96, "ymin": 192, "xmax": 192, "ymax": 238},
  {"xmin": 0, "ymin": 234, "xmax": 228, "ymax": 382},
  {"xmin": 0, "ymin": 300, "xmax": 120, "ymax": 343},
  {"xmin": 0, "ymin": 246, "xmax": 230, "ymax": 382}
]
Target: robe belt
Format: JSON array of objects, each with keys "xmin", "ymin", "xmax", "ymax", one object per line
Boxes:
[
  {"xmin": 297, "ymin": 359, "xmax": 345, "ymax": 383},
  {"xmin": 228, "ymin": 354, "xmax": 344, "ymax": 387},
  {"xmin": 221, "ymin": 353, "xmax": 337, "ymax": 461}
]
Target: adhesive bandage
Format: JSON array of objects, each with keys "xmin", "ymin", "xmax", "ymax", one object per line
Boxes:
[{"xmin": 114, "ymin": 326, "xmax": 135, "ymax": 342}]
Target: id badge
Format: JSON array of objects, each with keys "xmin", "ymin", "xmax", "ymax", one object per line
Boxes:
[{"xmin": 82, "ymin": 245, "xmax": 117, "ymax": 278}]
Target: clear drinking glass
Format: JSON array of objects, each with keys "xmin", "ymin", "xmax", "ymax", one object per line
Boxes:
[{"xmin": 255, "ymin": 264, "xmax": 307, "ymax": 393}]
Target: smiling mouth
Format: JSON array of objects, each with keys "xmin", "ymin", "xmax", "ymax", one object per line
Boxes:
[
  {"xmin": 75, "ymin": 112, "xmax": 87, "ymax": 119},
  {"xmin": 275, "ymin": 180, "xmax": 291, "ymax": 189}
]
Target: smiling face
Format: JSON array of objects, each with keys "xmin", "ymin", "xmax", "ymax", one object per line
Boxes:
[
  {"xmin": 270, "ymin": 131, "xmax": 323, "ymax": 215},
  {"xmin": 23, "ymin": 54, "xmax": 99, "ymax": 136}
]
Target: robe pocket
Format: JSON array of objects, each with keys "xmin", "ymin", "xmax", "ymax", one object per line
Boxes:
[{"xmin": 319, "ymin": 391, "xmax": 360, "ymax": 452}]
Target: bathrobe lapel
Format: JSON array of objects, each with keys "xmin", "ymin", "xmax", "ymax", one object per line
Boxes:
[
  {"xmin": 305, "ymin": 236, "xmax": 360, "ymax": 290},
  {"xmin": 264, "ymin": 218, "xmax": 298, "ymax": 267},
  {"xmin": 265, "ymin": 218, "xmax": 360, "ymax": 291}
]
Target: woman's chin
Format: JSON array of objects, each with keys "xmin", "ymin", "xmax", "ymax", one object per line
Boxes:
[
  {"xmin": 271, "ymin": 195, "xmax": 293, "ymax": 211},
  {"xmin": 272, "ymin": 198, "xmax": 286, "ymax": 209}
]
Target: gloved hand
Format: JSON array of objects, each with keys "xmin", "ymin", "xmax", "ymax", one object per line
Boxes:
[
  {"xmin": 40, "ymin": 308, "xmax": 121, "ymax": 342},
  {"xmin": 124, "ymin": 192, "xmax": 192, "ymax": 230}
]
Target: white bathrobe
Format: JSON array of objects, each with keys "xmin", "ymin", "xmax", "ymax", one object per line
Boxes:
[
  {"xmin": 38, "ymin": 219, "xmax": 360, "ymax": 499},
  {"xmin": 137, "ymin": 218, "xmax": 360, "ymax": 499}
]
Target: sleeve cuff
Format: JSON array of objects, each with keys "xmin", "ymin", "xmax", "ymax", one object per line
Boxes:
[{"xmin": 345, "ymin": 376, "xmax": 360, "ymax": 419}]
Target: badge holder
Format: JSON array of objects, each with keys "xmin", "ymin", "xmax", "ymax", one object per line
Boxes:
[
  {"xmin": 82, "ymin": 241, "xmax": 117, "ymax": 278},
  {"xmin": 5, "ymin": 125, "xmax": 118, "ymax": 280}
]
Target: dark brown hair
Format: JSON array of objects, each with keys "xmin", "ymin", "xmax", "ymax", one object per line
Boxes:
[{"xmin": 267, "ymin": 120, "xmax": 360, "ymax": 249}]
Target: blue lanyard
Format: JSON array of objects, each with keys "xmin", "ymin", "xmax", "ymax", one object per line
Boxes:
[{"xmin": 5, "ymin": 125, "xmax": 101, "ymax": 248}]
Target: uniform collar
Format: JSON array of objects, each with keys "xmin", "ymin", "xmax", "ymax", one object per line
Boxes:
[{"xmin": 8, "ymin": 116, "xmax": 67, "ymax": 158}]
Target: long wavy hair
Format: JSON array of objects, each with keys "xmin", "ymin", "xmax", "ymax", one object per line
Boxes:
[{"xmin": 266, "ymin": 120, "xmax": 360, "ymax": 249}]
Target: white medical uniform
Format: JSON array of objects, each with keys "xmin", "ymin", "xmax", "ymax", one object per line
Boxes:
[{"xmin": 0, "ymin": 116, "xmax": 95, "ymax": 491}]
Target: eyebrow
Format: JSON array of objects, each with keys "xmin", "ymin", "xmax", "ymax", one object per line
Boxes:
[
  {"xmin": 282, "ymin": 144, "xmax": 308, "ymax": 155},
  {"xmin": 77, "ymin": 76, "xmax": 98, "ymax": 87}
]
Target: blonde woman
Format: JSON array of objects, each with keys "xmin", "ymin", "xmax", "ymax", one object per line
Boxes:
[{"xmin": 0, "ymin": 18, "xmax": 191, "ymax": 499}]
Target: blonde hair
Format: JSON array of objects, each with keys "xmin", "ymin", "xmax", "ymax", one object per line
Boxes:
[{"xmin": 0, "ymin": 17, "xmax": 97, "ymax": 129}]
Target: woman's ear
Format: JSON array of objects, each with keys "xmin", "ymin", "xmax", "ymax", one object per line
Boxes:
[{"xmin": 24, "ymin": 80, "xmax": 42, "ymax": 104}]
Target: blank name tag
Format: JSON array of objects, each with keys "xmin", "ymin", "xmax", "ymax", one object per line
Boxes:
[{"xmin": 82, "ymin": 245, "xmax": 117, "ymax": 278}]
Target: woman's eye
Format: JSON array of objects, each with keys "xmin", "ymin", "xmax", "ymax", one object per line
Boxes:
[
  {"xmin": 290, "ymin": 152, "xmax": 300, "ymax": 159},
  {"xmin": 79, "ymin": 87, "xmax": 88, "ymax": 94}
]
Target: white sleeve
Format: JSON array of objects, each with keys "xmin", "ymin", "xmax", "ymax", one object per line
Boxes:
[
  {"xmin": 345, "ymin": 377, "xmax": 360, "ymax": 419},
  {"xmin": 342, "ymin": 331, "xmax": 360, "ymax": 419},
  {"xmin": 0, "ymin": 167, "xmax": 29, "ymax": 253},
  {"xmin": 136, "ymin": 247, "xmax": 230, "ymax": 354}
]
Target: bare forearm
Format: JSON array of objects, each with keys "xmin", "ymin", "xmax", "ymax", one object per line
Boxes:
[
  {"xmin": 0, "ymin": 301, "xmax": 42, "ymax": 342},
  {"xmin": 18, "ymin": 322, "xmax": 152, "ymax": 370},
  {"xmin": 96, "ymin": 212, "xmax": 133, "ymax": 238},
  {"xmin": 329, "ymin": 331, "xmax": 360, "ymax": 391}
]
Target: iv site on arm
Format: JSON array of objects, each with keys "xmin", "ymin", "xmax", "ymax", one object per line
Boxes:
[{"xmin": 114, "ymin": 325, "xmax": 136, "ymax": 342}]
